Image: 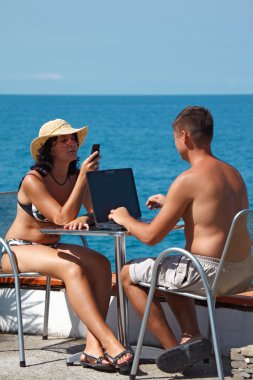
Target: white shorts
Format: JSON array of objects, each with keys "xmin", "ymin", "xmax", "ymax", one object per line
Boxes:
[{"xmin": 129, "ymin": 254, "xmax": 220, "ymax": 296}]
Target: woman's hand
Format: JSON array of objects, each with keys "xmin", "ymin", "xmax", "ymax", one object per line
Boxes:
[
  {"xmin": 79, "ymin": 151, "xmax": 101, "ymax": 176},
  {"xmin": 146, "ymin": 194, "xmax": 165, "ymax": 210},
  {"xmin": 64, "ymin": 215, "xmax": 92, "ymax": 230},
  {"xmin": 108, "ymin": 207, "xmax": 130, "ymax": 226}
]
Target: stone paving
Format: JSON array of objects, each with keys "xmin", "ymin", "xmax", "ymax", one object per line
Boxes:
[{"xmin": 0, "ymin": 333, "xmax": 232, "ymax": 379}]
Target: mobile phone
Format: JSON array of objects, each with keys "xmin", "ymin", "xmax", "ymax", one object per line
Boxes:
[{"xmin": 91, "ymin": 144, "xmax": 100, "ymax": 159}]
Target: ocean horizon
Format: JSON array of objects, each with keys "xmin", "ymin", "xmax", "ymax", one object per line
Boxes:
[{"xmin": 1, "ymin": 93, "xmax": 253, "ymax": 96}]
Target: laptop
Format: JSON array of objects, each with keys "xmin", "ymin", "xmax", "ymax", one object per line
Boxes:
[{"xmin": 86, "ymin": 168, "xmax": 143, "ymax": 230}]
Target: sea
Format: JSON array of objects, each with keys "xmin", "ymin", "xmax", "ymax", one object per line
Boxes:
[{"xmin": 0, "ymin": 95, "xmax": 253, "ymax": 271}]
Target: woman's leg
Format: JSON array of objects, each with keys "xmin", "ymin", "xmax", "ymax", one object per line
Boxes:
[
  {"xmin": 56, "ymin": 243, "xmax": 113, "ymax": 360},
  {"xmin": 2, "ymin": 244, "xmax": 131, "ymax": 363}
]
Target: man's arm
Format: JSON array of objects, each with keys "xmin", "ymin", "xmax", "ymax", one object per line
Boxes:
[{"xmin": 109, "ymin": 172, "xmax": 192, "ymax": 245}]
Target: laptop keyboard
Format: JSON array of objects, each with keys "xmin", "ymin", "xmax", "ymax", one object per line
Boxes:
[{"xmin": 96, "ymin": 220, "xmax": 126, "ymax": 230}]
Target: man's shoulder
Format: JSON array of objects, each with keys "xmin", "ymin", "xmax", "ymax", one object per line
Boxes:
[
  {"xmin": 169, "ymin": 169, "xmax": 197, "ymax": 197},
  {"xmin": 174, "ymin": 167, "xmax": 199, "ymax": 185},
  {"xmin": 171, "ymin": 160, "xmax": 221, "ymax": 191}
]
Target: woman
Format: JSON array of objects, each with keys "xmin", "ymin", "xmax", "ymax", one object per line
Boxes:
[{"xmin": 1, "ymin": 118, "xmax": 133, "ymax": 373}]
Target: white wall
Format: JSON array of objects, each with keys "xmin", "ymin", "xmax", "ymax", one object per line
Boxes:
[{"xmin": 1, "ymin": 287, "xmax": 253, "ymax": 356}]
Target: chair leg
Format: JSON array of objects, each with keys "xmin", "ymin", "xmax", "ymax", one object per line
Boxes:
[
  {"xmin": 206, "ymin": 294, "xmax": 224, "ymax": 380},
  {"xmin": 80, "ymin": 236, "xmax": 88, "ymax": 247},
  {"xmin": 42, "ymin": 276, "xmax": 51, "ymax": 340},
  {"xmin": 129, "ymin": 283, "xmax": 157, "ymax": 379},
  {"xmin": 14, "ymin": 277, "xmax": 26, "ymax": 367}
]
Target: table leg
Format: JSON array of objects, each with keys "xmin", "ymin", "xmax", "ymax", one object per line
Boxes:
[{"xmin": 114, "ymin": 235, "xmax": 128, "ymax": 346}]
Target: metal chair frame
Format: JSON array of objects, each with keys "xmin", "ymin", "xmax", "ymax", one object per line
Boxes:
[
  {"xmin": 129, "ymin": 209, "xmax": 253, "ymax": 380},
  {"xmin": 0, "ymin": 237, "xmax": 51, "ymax": 367},
  {"xmin": 0, "ymin": 191, "xmax": 88, "ymax": 367}
]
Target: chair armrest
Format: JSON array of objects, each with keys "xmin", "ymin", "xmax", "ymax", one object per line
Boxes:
[
  {"xmin": 149, "ymin": 247, "xmax": 213, "ymax": 296},
  {"xmin": 0, "ymin": 237, "xmax": 20, "ymax": 277}
]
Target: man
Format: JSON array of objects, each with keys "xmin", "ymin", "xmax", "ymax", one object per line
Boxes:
[{"xmin": 108, "ymin": 106, "xmax": 248, "ymax": 373}]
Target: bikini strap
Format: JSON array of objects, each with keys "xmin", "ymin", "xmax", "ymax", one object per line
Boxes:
[{"xmin": 18, "ymin": 172, "xmax": 43, "ymax": 190}]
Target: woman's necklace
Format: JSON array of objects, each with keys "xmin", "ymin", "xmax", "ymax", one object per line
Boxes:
[{"xmin": 49, "ymin": 172, "xmax": 69, "ymax": 186}]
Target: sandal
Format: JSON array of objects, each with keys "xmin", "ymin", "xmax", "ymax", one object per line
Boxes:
[
  {"xmin": 80, "ymin": 352, "xmax": 115, "ymax": 372},
  {"xmin": 104, "ymin": 349, "xmax": 134, "ymax": 375},
  {"xmin": 155, "ymin": 338, "xmax": 212, "ymax": 373}
]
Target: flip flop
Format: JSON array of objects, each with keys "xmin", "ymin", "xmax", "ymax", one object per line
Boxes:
[
  {"xmin": 155, "ymin": 338, "xmax": 212, "ymax": 373},
  {"xmin": 104, "ymin": 348, "xmax": 134, "ymax": 375},
  {"xmin": 80, "ymin": 352, "xmax": 116, "ymax": 372}
]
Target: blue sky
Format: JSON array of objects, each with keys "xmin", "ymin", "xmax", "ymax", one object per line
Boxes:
[{"xmin": 1, "ymin": 0, "xmax": 253, "ymax": 95}]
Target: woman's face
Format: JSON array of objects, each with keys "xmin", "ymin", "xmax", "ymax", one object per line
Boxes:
[{"xmin": 51, "ymin": 133, "xmax": 78, "ymax": 162}]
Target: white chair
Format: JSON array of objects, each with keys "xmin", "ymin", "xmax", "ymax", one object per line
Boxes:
[{"xmin": 129, "ymin": 209, "xmax": 253, "ymax": 380}]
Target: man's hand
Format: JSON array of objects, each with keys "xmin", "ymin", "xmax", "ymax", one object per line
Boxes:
[
  {"xmin": 146, "ymin": 194, "xmax": 165, "ymax": 210},
  {"xmin": 108, "ymin": 207, "xmax": 130, "ymax": 225}
]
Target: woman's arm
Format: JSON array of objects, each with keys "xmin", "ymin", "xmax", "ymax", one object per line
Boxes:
[
  {"xmin": 63, "ymin": 214, "xmax": 94, "ymax": 230},
  {"xmin": 22, "ymin": 152, "xmax": 99, "ymax": 225}
]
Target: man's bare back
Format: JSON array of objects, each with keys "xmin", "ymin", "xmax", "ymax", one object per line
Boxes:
[{"xmin": 180, "ymin": 155, "xmax": 248, "ymax": 258}]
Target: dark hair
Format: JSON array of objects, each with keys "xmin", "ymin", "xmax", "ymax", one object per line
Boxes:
[
  {"xmin": 172, "ymin": 106, "xmax": 213, "ymax": 146},
  {"xmin": 30, "ymin": 135, "xmax": 79, "ymax": 177}
]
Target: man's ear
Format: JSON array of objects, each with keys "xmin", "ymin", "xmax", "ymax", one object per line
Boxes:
[
  {"xmin": 181, "ymin": 130, "xmax": 188, "ymax": 143},
  {"xmin": 184, "ymin": 131, "xmax": 194, "ymax": 149}
]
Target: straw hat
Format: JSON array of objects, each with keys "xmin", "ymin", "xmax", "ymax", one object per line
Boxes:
[{"xmin": 30, "ymin": 119, "xmax": 88, "ymax": 160}]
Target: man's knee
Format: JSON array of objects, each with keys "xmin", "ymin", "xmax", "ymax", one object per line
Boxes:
[{"xmin": 120, "ymin": 264, "xmax": 132, "ymax": 286}]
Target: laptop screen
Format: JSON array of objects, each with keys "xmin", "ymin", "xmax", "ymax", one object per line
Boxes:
[{"xmin": 87, "ymin": 168, "xmax": 141, "ymax": 223}]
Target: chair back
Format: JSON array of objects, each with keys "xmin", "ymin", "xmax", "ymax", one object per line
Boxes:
[
  {"xmin": 0, "ymin": 191, "xmax": 17, "ymax": 257},
  {"xmin": 212, "ymin": 209, "xmax": 253, "ymax": 297}
]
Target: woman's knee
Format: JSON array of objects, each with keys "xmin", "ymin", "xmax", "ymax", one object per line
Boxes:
[
  {"xmin": 63, "ymin": 261, "xmax": 85, "ymax": 280},
  {"xmin": 97, "ymin": 253, "xmax": 111, "ymax": 276},
  {"xmin": 85, "ymin": 249, "xmax": 111, "ymax": 276},
  {"xmin": 1, "ymin": 254, "xmax": 12, "ymax": 273}
]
